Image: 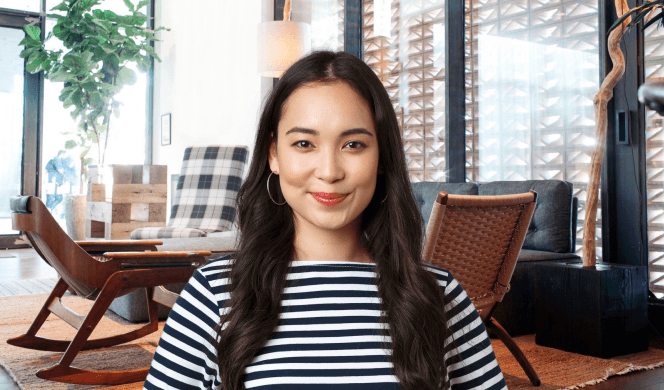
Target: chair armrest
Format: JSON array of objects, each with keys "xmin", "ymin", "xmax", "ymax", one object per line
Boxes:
[
  {"xmin": 102, "ymin": 251, "xmax": 211, "ymax": 270},
  {"xmin": 76, "ymin": 240, "xmax": 163, "ymax": 254},
  {"xmin": 103, "ymin": 251, "xmax": 210, "ymax": 259}
]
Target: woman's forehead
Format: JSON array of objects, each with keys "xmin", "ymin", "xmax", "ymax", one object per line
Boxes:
[{"xmin": 278, "ymin": 81, "xmax": 375, "ymax": 136}]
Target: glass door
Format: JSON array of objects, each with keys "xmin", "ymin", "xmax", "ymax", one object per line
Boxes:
[{"xmin": 0, "ymin": 10, "xmax": 42, "ymax": 248}]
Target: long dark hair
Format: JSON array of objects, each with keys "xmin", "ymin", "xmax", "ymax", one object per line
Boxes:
[{"xmin": 216, "ymin": 51, "xmax": 449, "ymax": 390}]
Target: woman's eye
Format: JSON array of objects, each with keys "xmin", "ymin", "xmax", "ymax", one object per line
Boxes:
[
  {"xmin": 293, "ymin": 140, "xmax": 313, "ymax": 148},
  {"xmin": 345, "ymin": 141, "xmax": 366, "ymax": 149}
]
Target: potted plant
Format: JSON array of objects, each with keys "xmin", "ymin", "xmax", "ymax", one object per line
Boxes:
[
  {"xmin": 19, "ymin": 0, "xmax": 167, "ymax": 238},
  {"xmin": 19, "ymin": 0, "xmax": 167, "ymax": 190}
]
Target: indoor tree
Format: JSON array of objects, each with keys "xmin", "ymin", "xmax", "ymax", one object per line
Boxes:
[{"xmin": 19, "ymin": 0, "xmax": 167, "ymax": 191}]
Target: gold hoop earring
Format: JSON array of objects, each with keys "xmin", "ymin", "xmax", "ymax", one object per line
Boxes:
[{"xmin": 267, "ymin": 172, "xmax": 286, "ymax": 206}]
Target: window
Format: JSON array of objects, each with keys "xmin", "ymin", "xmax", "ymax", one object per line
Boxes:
[
  {"xmin": 41, "ymin": 0, "xmax": 151, "ymax": 225},
  {"xmin": 363, "ymin": 0, "xmax": 601, "ymax": 256},
  {"xmin": 0, "ymin": 27, "xmax": 26, "ymax": 237},
  {"xmin": 645, "ymin": 19, "xmax": 664, "ymax": 294},
  {"xmin": 362, "ymin": 0, "xmax": 448, "ymax": 182},
  {"xmin": 0, "ymin": 0, "xmax": 40, "ymax": 12},
  {"xmin": 465, "ymin": 0, "xmax": 601, "ymax": 256}
]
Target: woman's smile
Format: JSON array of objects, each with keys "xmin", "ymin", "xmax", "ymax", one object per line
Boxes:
[{"xmin": 311, "ymin": 192, "xmax": 347, "ymax": 206}]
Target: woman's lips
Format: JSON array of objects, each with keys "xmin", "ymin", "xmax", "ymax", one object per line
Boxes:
[{"xmin": 311, "ymin": 192, "xmax": 346, "ymax": 206}]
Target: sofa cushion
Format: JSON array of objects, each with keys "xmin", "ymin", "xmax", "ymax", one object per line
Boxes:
[
  {"xmin": 479, "ymin": 180, "xmax": 574, "ymax": 253},
  {"xmin": 411, "ymin": 182, "xmax": 479, "ymax": 229},
  {"xmin": 130, "ymin": 226, "xmax": 207, "ymax": 239},
  {"xmin": 155, "ymin": 236, "xmax": 239, "ymax": 252}
]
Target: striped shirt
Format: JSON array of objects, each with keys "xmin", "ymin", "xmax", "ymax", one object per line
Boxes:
[{"xmin": 144, "ymin": 258, "xmax": 507, "ymax": 390}]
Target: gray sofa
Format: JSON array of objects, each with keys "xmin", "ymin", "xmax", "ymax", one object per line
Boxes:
[
  {"xmin": 111, "ymin": 179, "xmax": 580, "ymax": 333},
  {"xmin": 411, "ymin": 180, "xmax": 580, "ymax": 336}
]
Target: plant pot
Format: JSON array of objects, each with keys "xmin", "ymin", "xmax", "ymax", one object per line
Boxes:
[{"xmin": 63, "ymin": 194, "xmax": 87, "ymax": 240}]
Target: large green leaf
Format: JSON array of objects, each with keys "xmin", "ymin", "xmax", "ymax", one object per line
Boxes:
[
  {"xmin": 19, "ymin": 36, "xmax": 40, "ymax": 49},
  {"xmin": 104, "ymin": 10, "xmax": 118, "ymax": 19},
  {"xmin": 116, "ymin": 66, "xmax": 137, "ymax": 85},
  {"xmin": 26, "ymin": 51, "xmax": 47, "ymax": 73},
  {"xmin": 49, "ymin": 2, "xmax": 69, "ymax": 12},
  {"xmin": 65, "ymin": 140, "xmax": 77, "ymax": 149},
  {"xmin": 24, "ymin": 25, "xmax": 41, "ymax": 41},
  {"xmin": 123, "ymin": 0, "xmax": 135, "ymax": 11},
  {"xmin": 143, "ymin": 45, "xmax": 157, "ymax": 58},
  {"xmin": 90, "ymin": 91, "xmax": 104, "ymax": 107},
  {"xmin": 136, "ymin": 0, "xmax": 149, "ymax": 10},
  {"xmin": 26, "ymin": 60, "xmax": 40, "ymax": 73},
  {"xmin": 91, "ymin": 19, "xmax": 110, "ymax": 33},
  {"xmin": 49, "ymin": 68, "xmax": 76, "ymax": 82},
  {"xmin": 100, "ymin": 42, "xmax": 116, "ymax": 54},
  {"xmin": 19, "ymin": 47, "xmax": 37, "ymax": 59}
]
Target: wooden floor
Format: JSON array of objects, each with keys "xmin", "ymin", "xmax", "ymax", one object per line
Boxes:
[
  {"xmin": 0, "ymin": 249, "xmax": 663, "ymax": 389},
  {"xmin": 0, "ymin": 248, "xmax": 57, "ymax": 389}
]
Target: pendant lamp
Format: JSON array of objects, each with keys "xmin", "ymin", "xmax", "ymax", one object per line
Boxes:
[{"xmin": 257, "ymin": 0, "xmax": 311, "ymax": 78}]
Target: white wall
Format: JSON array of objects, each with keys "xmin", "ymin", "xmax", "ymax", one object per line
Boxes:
[{"xmin": 152, "ymin": 0, "xmax": 274, "ymax": 206}]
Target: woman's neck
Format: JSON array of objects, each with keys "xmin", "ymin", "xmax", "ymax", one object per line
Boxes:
[{"xmin": 292, "ymin": 218, "xmax": 374, "ymax": 263}]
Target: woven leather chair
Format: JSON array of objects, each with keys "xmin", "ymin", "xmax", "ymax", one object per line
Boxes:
[
  {"xmin": 7, "ymin": 196, "xmax": 210, "ymax": 385},
  {"xmin": 423, "ymin": 190, "xmax": 540, "ymax": 386}
]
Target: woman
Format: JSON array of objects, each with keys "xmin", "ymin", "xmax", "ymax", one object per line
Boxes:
[{"xmin": 144, "ymin": 51, "xmax": 506, "ymax": 390}]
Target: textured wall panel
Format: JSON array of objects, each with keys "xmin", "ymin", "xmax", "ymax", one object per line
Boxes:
[{"xmin": 645, "ymin": 22, "xmax": 664, "ymax": 294}]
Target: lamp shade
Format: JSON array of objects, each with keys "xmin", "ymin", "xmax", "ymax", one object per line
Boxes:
[{"xmin": 257, "ymin": 21, "xmax": 311, "ymax": 78}]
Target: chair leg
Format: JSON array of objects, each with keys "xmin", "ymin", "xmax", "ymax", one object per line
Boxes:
[
  {"xmin": 36, "ymin": 273, "xmax": 150, "ymax": 385},
  {"xmin": 146, "ymin": 287, "xmax": 159, "ymax": 324},
  {"xmin": 486, "ymin": 317, "xmax": 541, "ymax": 386},
  {"xmin": 8, "ymin": 283, "xmax": 158, "ymax": 353},
  {"xmin": 7, "ymin": 278, "xmax": 69, "ymax": 348}
]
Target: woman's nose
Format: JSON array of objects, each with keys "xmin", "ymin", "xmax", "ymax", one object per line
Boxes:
[{"xmin": 315, "ymin": 148, "xmax": 345, "ymax": 183}]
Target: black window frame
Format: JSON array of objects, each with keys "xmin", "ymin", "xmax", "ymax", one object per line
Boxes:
[{"xmin": 0, "ymin": 6, "xmax": 44, "ymax": 249}]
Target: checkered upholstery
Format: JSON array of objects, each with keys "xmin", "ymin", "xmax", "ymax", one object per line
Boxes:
[{"xmin": 130, "ymin": 146, "xmax": 248, "ymax": 239}]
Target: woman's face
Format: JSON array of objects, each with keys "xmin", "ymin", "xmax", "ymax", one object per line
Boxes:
[{"xmin": 269, "ymin": 80, "xmax": 379, "ymax": 233}]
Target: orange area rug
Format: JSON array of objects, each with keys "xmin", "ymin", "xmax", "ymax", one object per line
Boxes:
[
  {"xmin": 493, "ymin": 334, "xmax": 664, "ymax": 389},
  {"xmin": 0, "ymin": 293, "xmax": 160, "ymax": 389}
]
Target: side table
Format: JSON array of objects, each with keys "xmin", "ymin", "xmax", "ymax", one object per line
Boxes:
[{"xmin": 535, "ymin": 260, "xmax": 648, "ymax": 358}]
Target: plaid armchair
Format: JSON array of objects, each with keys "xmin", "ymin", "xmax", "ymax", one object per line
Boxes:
[{"xmin": 130, "ymin": 145, "xmax": 248, "ymax": 239}]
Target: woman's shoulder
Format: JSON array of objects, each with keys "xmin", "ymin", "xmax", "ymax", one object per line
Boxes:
[
  {"xmin": 199, "ymin": 254, "xmax": 235, "ymax": 273},
  {"xmin": 193, "ymin": 255, "xmax": 234, "ymax": 291},
  {"xmin": 420, "ymin": 261, "xmax": 455, "ymax": 288}
]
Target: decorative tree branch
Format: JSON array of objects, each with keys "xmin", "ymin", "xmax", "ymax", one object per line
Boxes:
[
  {"xmin": 284, "ymin": 0, "xmax": 292, "ymax": 21},
  {"xmin": 583, "ymin": 0, "xmax": 631, "ymax": 267}
]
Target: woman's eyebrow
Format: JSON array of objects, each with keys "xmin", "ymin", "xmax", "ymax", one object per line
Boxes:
[{"xmin": 285, "ymin": 127, "xmax": 374, "ymax": 137}]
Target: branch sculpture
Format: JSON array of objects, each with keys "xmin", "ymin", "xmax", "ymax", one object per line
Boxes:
[
  {"xmin": 583, "ymin": 0, "xmax": 631, "ymax": 267},
  {"xmin": 583, "ymin": 0, "xmax": 664, "ymax": 266}
]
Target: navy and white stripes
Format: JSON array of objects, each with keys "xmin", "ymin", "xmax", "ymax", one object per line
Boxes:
[{"xmin": 144, "ymin": 258, "xmax": 507, "ymax": 390}]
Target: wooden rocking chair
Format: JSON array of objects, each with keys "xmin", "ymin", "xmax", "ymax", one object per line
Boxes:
[
  {"xmin": 7, "ymin": 196, "xmax": 210, "ymax": 385},
  {"xmin": 423, "ymin": 190, "xmax": 541, "ymax": 386}
]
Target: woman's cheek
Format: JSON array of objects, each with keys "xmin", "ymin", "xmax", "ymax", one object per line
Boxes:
[{"xmin": 281, "ymin": 156, "xmax": 311, "ymax": 186}]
